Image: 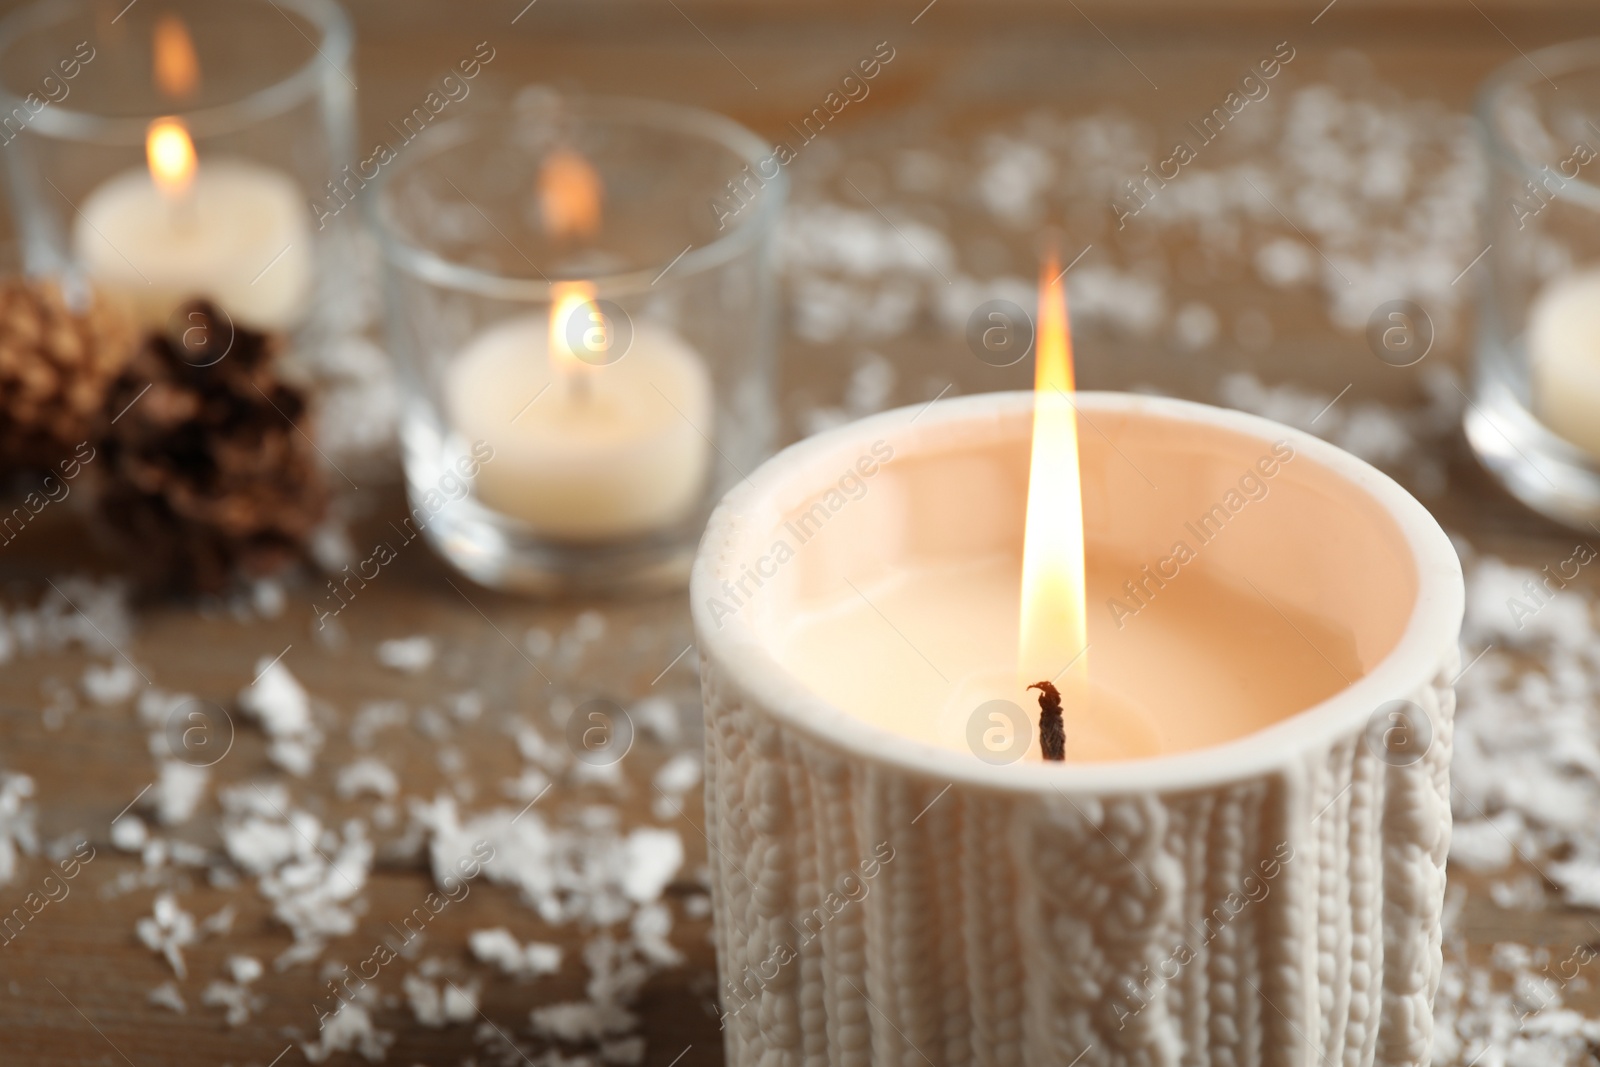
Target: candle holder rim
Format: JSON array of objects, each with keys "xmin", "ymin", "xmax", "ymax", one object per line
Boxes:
[
  {"xmin": 1475, "ymin": 36, "xmax": 1600, "ymax": 213},
  {"xmin": 691, "ymin": 389, "xmax": 1465, "ymax": 796},
  {"xmin": 365, "ymin": 94, "xmax": 787, "ymax": 302},
  {"xmin": 0, "ymin": 0, "xmax": 352, "ymax": 145}
]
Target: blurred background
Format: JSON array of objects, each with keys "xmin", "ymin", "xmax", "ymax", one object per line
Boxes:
[{"xmin": 1, "ymin": 1, "xmax": 1600, "ymax": 1064}]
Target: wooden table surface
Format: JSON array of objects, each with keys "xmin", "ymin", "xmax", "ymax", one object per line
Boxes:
[{"xmin": 4, "ymin": 2, "xmax": 1600, "ymax": 1064}]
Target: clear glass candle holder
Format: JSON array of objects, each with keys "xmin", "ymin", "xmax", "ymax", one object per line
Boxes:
[
  {"xmin": 0, "ymin": 0, "xmax": 355, "ymax": 348},
  {"xmin": 368, "ymin": 94, "xmax": 785, "ymax": 596},
  {"xmin": 1470, "ymin": 39, "xmax": 1600, "ymax": 526}
]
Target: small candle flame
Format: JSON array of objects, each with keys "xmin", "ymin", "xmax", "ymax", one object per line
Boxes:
[
  {"xmin": 1017, "ymin": 253, "xmax": 1088, "ymax": 695},
  {"xmin": 146, "ymin": 117, "xmax": 197, "ymax": 199},
  {"xmin": 153, "ymin": 13, "xmax": 200, "ymax": 100},
  {"xmin": 550, "ymin": 281, "xmax": 602, "ymax": 399},
  {"xmin": 538, "ymin": 148, "xmax": 603, "ymax": 241}
]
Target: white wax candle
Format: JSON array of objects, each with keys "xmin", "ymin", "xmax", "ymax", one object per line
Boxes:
[
  {"xmin": 777, "ymin": 552, "xmax": 1359, "ymax": 762},
  {"xmin": 707, "ymin": 390, "xmax": 1414, "ymax": 765},
  {"xmin": 1530, "ymin": 266, "xmax": 1600, "ymax": 457},
  {"xmin": 444, "ymin": 314, "xmax": 714, "ymax": 541},
  {"xmin": 73, "ymin": 159, "xmax": 313, "ymax": 331}
]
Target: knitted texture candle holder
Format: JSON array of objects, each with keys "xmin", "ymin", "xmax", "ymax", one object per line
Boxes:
[{"xmin": 692, "ymin": 392, "xmax": 1463, "ymax": 1067}]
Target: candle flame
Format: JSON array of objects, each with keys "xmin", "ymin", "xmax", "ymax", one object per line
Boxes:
[
  {"xmin": 153, "ymin": 14, "xmax": 200, "ymax": 100},
  {"xmin": 538, "ymin": 148, "xmax": 603, "ymax": 240},
  {"xmin": 1017, "ymin": 253, "xmax": 1088, "ymax": 694},
  {"xmin": 550, "ymin": 281, "xmax": 602, "ymax": 389},
  {"xmin": 146, "ymin": 117, "xmax": 197, "ymax": 199}
]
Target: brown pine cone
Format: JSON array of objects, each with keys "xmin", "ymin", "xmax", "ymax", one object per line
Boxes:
[
  {"xmin": 0, "ymin": 275, "xmax": 137, "ymax": 469},
  {"xmin": 98, "ymin": 301, "xmax": 329, "ymax": 595}
]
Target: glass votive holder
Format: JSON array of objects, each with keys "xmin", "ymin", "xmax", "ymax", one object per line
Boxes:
[
  {"xmin": 0, "ymin": 0, "xmax": 355, "ymax": 345},
  {"xmin": 368, "ymin": 93, "xmax": 785, "ymax": 596},
  {"xmin": 1470, "ymin": 39, "xmax": 1600, "ymax": 526}
]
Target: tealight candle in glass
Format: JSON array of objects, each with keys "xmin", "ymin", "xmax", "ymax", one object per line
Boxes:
[
  {"xmin": 1471, "ymin": 40, "xmax": 1600, "ymax": 525},
  {"xmin": 0, "ymin": 0, "xmax": 355, "ymax": 341},
  {"xmin": 368, "ymin": 94, "xmax": 785, "ymax": 595}
]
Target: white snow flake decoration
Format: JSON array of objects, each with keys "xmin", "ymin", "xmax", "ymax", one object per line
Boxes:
[{"xmin": 0, "ymin": 773, "xmax": 37, "ymax": 886}]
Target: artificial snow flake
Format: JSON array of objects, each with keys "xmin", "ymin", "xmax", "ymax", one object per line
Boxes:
[
  {"xmin": 135, "ymin": 892, "xmax": 198, "ymax": 978},
  {"xmin": 301, "ymin": 1002, "xmax": 393, "ymax": 1063},
  {"xmin": 0, "ymin": 773, "xmax": 37, "ymax": 886},
  {"xmin": 237, "ymin": 657, "xmax": 322, "ymax": 776},
  {"xmin": 403, "ymin": 973, "xmax": 478, "ymax": 1028},
  {"xmin": 468, "ymin": 927, "xmax": 562, "ymax": 979},
  {"xmin": 376, "ymin": 636, "xmax": 436, "ymax": 674}
]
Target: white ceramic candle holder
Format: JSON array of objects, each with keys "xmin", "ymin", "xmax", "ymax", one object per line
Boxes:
[{"xmin": 691, "ymin": 391, "xmax": 1463, "ymax": 1067}]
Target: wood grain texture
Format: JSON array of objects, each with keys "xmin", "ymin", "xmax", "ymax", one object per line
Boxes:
[{"xmin": 0, "ymin": 2, "xmax": 1595, "ymax": 1064}]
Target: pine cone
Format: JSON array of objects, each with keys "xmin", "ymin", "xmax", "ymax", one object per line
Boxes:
[
  {"xmin": 99, "ymin": 301, "xmax": 328, "ymax": 595},
  {"xmin": 0, "ymin": 275, "xmax": 137, "ymax": 469}
]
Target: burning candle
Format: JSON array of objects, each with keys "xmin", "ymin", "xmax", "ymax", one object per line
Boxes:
[
  {"xmin": 71, "ymin": 17, "xmax": 312, "ymax": 330},
  {"xmin": 443, "ymin": 285, "xmax": 714, "ymax": 541},
  {"xmin": 692, "ymin": 264, "xmax": 1464, "ymax": 1064},
  {"xmin": 442, "ymin": 150, "xmax": 713, "ymax": 542}
]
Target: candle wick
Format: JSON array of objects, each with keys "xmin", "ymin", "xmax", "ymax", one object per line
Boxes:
[{"xmin": 1029, "ymin": 680, "xmax": 1065, "ymax": 762}]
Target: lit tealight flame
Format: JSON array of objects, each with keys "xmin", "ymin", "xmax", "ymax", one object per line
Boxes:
[
  {"xmin": 550, "ymin": 280, "xmax": 601, "ymax": 400},
  {"xmin": 1017, "ymin": 252, "xmax": 1088, "ymax": 697},
  {"xmin": 146, "ymin": 116, "xmax": 197, "ymax": 200},
  {"xmin": 538, "ymin": 148, "xmax": 603, "ymax": 241},
  {"xmin": 153, "ymin": 13, "xmax": 200, "ymax": 100}
]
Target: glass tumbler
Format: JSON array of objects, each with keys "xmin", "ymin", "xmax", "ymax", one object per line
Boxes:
[
  {"xmin": 0, "ymin": 0, "xmax": 356, "ymax": 351},
  {"xmin": 1471, "ymin": 39, "xmax": 1600, "ymax": 526},
  {"xmin": 368, "ymin": 94, "xmax": 785, "ymax": 596}
]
